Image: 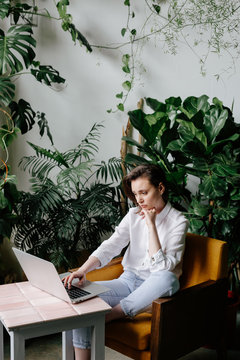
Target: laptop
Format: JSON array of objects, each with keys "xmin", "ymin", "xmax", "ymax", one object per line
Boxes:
[{"xmin": 12, "ymin": 248, "xmax": 110, "ymax": 304}]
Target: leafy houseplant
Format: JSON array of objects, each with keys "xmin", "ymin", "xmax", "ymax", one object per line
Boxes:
[
  {"xmin": 123, "ymin": 95, "xmax": 240, "ymax": 262},
  {"xmin": 13, "ymin": 123, "xmax": 123, "ymax": 271},
  {"xmin": 0, "ymin": 0, "xmax": 92, "ymax": 242}
]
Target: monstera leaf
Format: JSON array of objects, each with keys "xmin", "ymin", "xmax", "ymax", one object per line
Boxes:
[
  {"xmin": 31, "ymin": 63, "xmax": 65, "ymax": 86},
  {"xmin": 9, "ymin": 99, "xmax": 36, "ymax": 134},
  {"xmin": 0, "ymin": 76, "xmax": 15, "ymax": 106},
  {"xmin": 0, "ymin": 25, "xmax": 36, "ymax": 75},
  {"xmin": 0, "ymin": 0, "xmax": 10, "ymax": 19}
]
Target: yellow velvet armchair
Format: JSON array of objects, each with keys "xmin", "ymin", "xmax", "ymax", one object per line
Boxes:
[{"xmin": 79, "ymin": 233, "xmax": 229, "ymax": 359}]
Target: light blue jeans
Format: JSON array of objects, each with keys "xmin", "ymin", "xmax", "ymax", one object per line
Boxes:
[{"xmin": 72, "ymin": 270, "xmax": 179, "ymax": 349}]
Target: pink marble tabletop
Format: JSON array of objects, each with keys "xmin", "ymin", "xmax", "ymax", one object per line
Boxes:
[{"xmin": 0, "ymin": 282, "xmax": 111, "ymax": 329}]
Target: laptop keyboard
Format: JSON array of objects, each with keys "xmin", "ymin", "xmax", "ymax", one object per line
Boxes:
[{"xmin": 64, "ymin": 284, "xmax": 90, "ymax": 299}]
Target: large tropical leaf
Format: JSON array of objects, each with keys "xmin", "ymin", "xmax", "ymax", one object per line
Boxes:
[
  {"xmin": 199, "ymin": 174, "xmax": 228, "ymax": 199},
  {"xmin": 182, "ymin": 95, "xmax": 210, "ymax": 118},
  {"xmin": 128, "ymin": 109, "xmax": 166, "ymax": 145},
  {"xmin": 145, "ymin": 97, "xmax": 167, "ymax": 112},
  {"xmin": 0, "ymin": 25, "xmax": 36, "ymax": 75},
  {"xmin": 0, "ymin": 76, "xmax": 15, "ymax": 105},
  {"xmin": 213, "ymin": 206, "xmax": 239, "ymax": 221},
  {"xmin": 204, "ymin": 107, "xmax": 229, "ymax": 143},
  {"xmin": 31, "ymin": 63, "xmax": 65, "ymax": 86},
  {"xmin": 9, "ymin": 99, "xmax": 36, "ymax": 134},
  {"xmin": 177, "ymin": 120, "xmax": 208, "ymax": 148}
]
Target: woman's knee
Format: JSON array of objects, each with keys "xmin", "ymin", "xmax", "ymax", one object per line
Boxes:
[{"xmin": 150, "ymin": 270, "xmax": 180, "ymax": 294}]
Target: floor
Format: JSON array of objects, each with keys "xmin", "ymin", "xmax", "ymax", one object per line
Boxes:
[{"xmin": 3, "ymin": 312, "xmax": 240, "ymax": 359}]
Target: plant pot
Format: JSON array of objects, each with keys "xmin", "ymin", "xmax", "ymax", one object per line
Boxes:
[
  {"xmin": 205, "ymin": 292, "xmax": 240, "ymax": 349},
  {"xmin": 225, "ymin": 294, "xmax": 240, "ymax": 346}
]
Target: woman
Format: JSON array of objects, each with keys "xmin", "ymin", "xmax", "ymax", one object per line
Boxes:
[{"xmin": 64, "ymin": 164, "xmax": 189, "ymax": 360}]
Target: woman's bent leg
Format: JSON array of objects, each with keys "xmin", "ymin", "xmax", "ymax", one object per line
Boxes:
[
  {"xmin": 72, "ymin": 277, "xmax": 131, "ymax": 355},
  {"xmin": 120, "ymin": 270, "xmax": 180, "ymax": 317}
]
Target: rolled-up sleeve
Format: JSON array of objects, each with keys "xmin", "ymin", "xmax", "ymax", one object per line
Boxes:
[{"xmin": 148, "ymin": 218, "xmax": 189, "ymax": 274}]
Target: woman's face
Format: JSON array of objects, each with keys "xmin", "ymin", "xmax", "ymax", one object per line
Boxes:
[{"xmin": 131, "ymin": 176, "xmax": 166, "ymax": 213}]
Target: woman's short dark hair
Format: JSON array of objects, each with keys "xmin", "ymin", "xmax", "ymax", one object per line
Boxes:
[{"xmin": 123, "ymin": 164, "xmax": 168, "ymax": 204}]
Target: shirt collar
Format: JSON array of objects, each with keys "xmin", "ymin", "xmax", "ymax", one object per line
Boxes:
[{"xmin": 156, "ymin": 202, "xmax": 171, "ymax": 224}]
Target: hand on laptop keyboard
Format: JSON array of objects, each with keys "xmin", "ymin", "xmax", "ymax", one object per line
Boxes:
[
  {"xmin": 62, "ymin": 280, "xmax": 90, "ymax": 299},
  {"xmin": 63, "ymin": 269, "xmax": 86, "ymax": 289}
]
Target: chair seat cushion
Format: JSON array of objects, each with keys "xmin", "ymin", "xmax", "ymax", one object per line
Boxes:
[{"xmin": 106, "ymin": 312, "xmax": 152, "ymax": 351}]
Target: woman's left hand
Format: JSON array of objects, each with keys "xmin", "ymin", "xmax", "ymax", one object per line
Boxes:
[{"xmin": 140, "ymin": 208, "xmax": 157, "ymax": 227}]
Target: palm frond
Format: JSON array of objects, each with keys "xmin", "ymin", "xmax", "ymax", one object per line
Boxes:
[
  {"xmin": 76, "ymin": 183, "xmax": 121, "ymax": 219},
  {"xmin": 17, "ymin": 185, "xmax": 64, "ymax": 219},
  {"xmin": 63, "ymin": 123, "xmax": 104, "ymax": 165},
  {"xmin": 28, "ymin": 141, "xmax": 69, "ymax": 167},
  {"xmin": 19, "ymin": 142, "xmax": 70, "ymax": 178},
  {"xmin": 96, "ymin": 157, "xmax": 132, "ymax": 183},
  {"xmin": 57, "ymin": 161, "xmax": 93, "ymax": 196}
]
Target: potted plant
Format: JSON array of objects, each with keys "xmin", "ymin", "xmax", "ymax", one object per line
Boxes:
[
  {"xmin": 0, "ymin": 0, "xmax": 93, "ymax": 280},
  {"xmin": 121, "ymin": 94, "xmax": 240, "ymax": 345},
  {"xmin": 12, "ymin": 123, "xmax": 123, "ymax": 271}
]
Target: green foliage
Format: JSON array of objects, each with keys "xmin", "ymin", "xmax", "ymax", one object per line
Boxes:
[
  {"xmin": 31, "ymin": 63, "xmax": 65, "ymax": 86},
  {"xmin": 13, "ymin": 123, "xmax": 122, "ymax": 270},
  {"xmin": 0, "ymin": 77, "xmax": 15, "ymax": 106},
  {"xmin": 0, "ymin": 175, "xmax": 19, "ymax": 242},
  {"xmin": 56, "ymin": 0, "xmax": 92, "ymax": 52},
  {"xmin": 124, "ymin": 95, "xmax": 240, "ymax": 260},
  {"xmin": 0, "ymin": 0, "xmax": 92, "ymax": 248},
  {"xmin": 108, "ymin": 1, "xmax": 240, "ymax": 111},
  {"xmin": 0, "ymin": 0, "xmax": 92, "ymax": 132},
  {"xmin": 0, "ymin": 25, "xmax": 36, "ymax": 74}
]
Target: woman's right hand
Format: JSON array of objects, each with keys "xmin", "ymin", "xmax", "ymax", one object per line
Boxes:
[{"xmin": 63, "ymin": 268, "xmax": 86, "ymax": 289}]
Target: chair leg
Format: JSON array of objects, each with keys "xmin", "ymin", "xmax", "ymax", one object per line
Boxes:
[{"xmin": 216, "ymin": 339, "xmax": 227, "ymax": 360}]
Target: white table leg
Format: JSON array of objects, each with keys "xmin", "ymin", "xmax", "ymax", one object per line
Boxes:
[
  {"xmin": 10, "ymin": 331, "xmax": 25, "ymax": 360},
  {"xmin": 91, "ymin": 315, "xmax": 105, "ymax": 360},
  {"xmin": 0, "ymin": 322, "xmax": 4, "ymax": 360},
  {"xmin": 62, "ymin": 330, "xmax": 74, "ymax": 360}
]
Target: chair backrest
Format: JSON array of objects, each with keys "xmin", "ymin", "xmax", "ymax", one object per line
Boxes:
[{"xmin": 180, "ymin": 233, "xmax": 228, "ymax": 289}]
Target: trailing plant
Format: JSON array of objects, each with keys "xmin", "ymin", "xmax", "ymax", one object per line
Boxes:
[
  {"xmin": 99, "ymin": 0, "xmax": 240, "ymax": 112},
  {"xmin": 2, "ymin": 1, "xmax": 240, "ymax": 114},
  {"xmin": 123, "ymin": 95, "xmax": 240, "ymax": 261},
  {"xmin": 13, "ymin": 123, "xmax": 124, "ymax": 270}
]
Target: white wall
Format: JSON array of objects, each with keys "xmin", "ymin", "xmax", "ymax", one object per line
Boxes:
[{"xmin": 9, "ymin": 0, "xmax": 240, "ymax": 191}]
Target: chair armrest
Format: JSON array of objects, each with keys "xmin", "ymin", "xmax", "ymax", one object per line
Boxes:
[
  {"xmin": 69, "ymin": 257, "xmax": 123, "ymax": 281},
  {"xmin": 150, "ymin": 278, "xmax": 228, "ymax": 360}
]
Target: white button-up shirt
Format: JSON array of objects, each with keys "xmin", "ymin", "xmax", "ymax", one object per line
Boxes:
[{"xmin": 91, "ymin": 202, "xmax": 189, "ymax": 280}]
